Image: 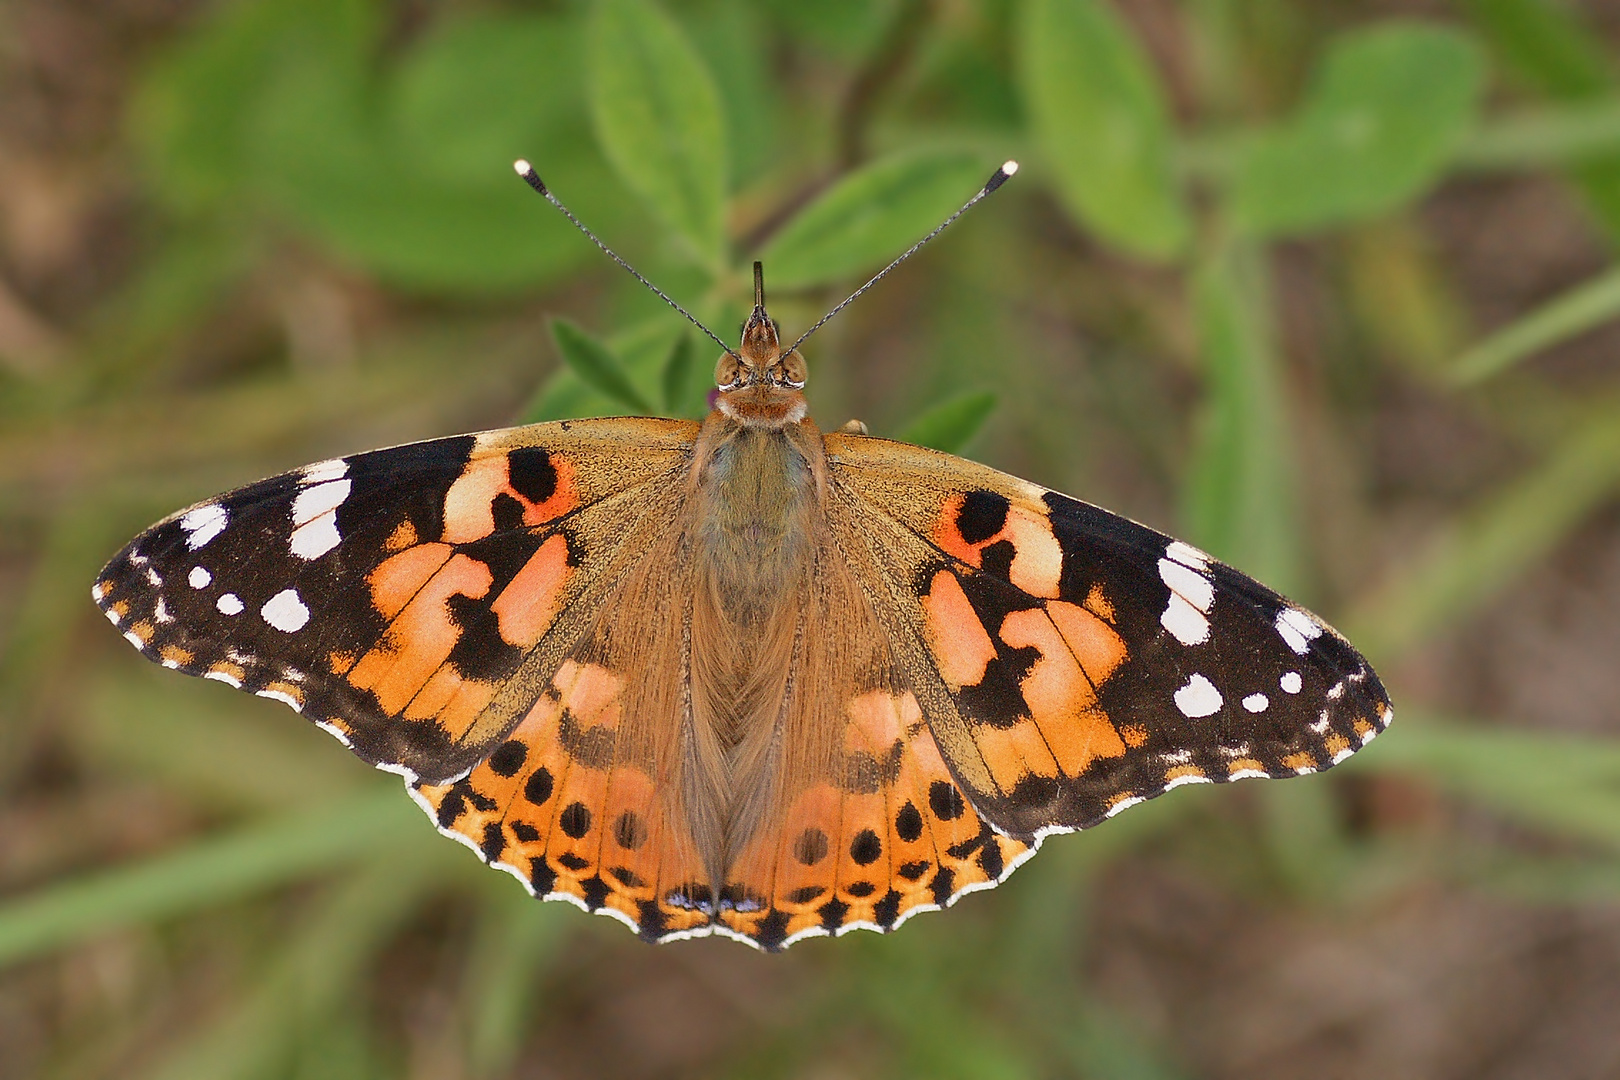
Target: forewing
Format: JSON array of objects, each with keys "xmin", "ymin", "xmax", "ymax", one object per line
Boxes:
[
  {"xmin": 93, "ymin": 417, "xmax": 699, "ymax": 784},
  {"xmin": 824, "ymin": 432, "xmax": 1393, "ymax": 840}
]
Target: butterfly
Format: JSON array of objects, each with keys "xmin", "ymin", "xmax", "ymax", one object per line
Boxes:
[{"xmin": 93, "ymin": 160, "xmax": 1391, "ymax": 951}]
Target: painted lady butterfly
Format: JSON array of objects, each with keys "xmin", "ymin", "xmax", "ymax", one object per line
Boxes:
[{"xmin": 93, "ymin": 161, "xmax": 1391, "ymax": 950}]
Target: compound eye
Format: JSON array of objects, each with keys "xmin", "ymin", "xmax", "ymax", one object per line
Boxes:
[
  {"xmin": 774, "ymin": 351, "xmax": 807, "ymax": 388},
  {"xmin": 714, "ymin": 353, "xmax": 744, "ymax": 389}
]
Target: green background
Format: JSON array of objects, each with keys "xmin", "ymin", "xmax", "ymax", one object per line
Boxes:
[{"xmin": 4, "ymin": 0, "xmax": 1620, "ymax": 1076}]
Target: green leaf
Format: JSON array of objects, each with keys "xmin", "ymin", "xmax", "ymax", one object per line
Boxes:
[
  {"xmin": 659, "ymin": 332, "xmax": 699, "ymax": 414},
  {"xmin": 245, "ymin": 20, "xmax": 615, "ymax": 294},
  {"xmin": 761, "ymin": 150, "xmax": 992, "ymax": 289},
  {"xmin": 1460, "ymin": 0, "xmax": 1620, "ymax": 239},
  {"xmin": 1463, "ymin": 0, "xmax": 1611, "ymax": 97},
  {"xmin": 1231, "ymin": 24, "xmax": 1486, "ymax": 236},
  {"xmin": 897, "ymin": 391, "xmax": 998, "ymax": 454},
  {"xmin": 129, "ymin": 0, "xmax": 377, "ymax": 212},
  {"xmin": 550, "ymin": 319, "xmax": 654, "ymax": 413},
  {"xmin": 1184, "ymin": 242, "xmax": 1300, "ymax": 592},
  {"xmin": 520, "ymin": 318, "xmax": 679, "ymax": 422},
  {"xmin": 589, "ymin": 0, "xmax": 728, "ymax": 269},
  {"xmin": 388, "ymin": 13, "xmax": 583, "ymax": 190},
  {"xmin": 1018, "ymin": 0, "xmax": 1189, "ymax": 260},
  {"xmin": 757, "ymin": 0, "xmax": 898, "ymax": 60}
]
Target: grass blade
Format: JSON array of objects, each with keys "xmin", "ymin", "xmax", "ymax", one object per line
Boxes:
[
  {"xmin": 0, "ymin": 786, "xmax": 420, "ymax": 969},
  {"xmin": 1451, "ymin": 263, "xmax": 1620, "ymax": 383},
  {"xmin": 464, "ymin": 886, "xmax": 568, "ymax": 1077},
  {"xmin": 1344, "ymin": 403, "xmax": 1620, "ymax": 662},
  {"xmin": 1185, "ymin": 241, "xmax": 1300, "ymax": 593},
  {"xmin": 1362, "ymin": 715, "xmax": 1620, "ymax": 850},
  {"xmin": 144, "ymin": 859, "xmax": 439, "ymax": 1080}
]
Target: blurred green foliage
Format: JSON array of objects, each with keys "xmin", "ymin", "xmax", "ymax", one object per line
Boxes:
[{"xmin": 6, "ymin": 0, "xmax": 1620, "ymax": 1076}]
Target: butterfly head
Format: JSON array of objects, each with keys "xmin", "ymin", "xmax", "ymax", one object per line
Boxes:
[{"xmin": 714, "ymin": 262, "xmax": 808, "ymax": 429}]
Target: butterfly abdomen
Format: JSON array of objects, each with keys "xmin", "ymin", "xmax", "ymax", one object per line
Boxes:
[{"xmin": 685, "ymin": 416, "xmax": 829, "ymax": 878}]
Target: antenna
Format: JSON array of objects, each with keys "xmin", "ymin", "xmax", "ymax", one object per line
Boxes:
[
  {"xmin": 782, "ymin": 160, "xmax": 1019, "ymax": 358},
  {"xmin": 514, "ymin": 160, "xmax": 737, "ymax": 359}
]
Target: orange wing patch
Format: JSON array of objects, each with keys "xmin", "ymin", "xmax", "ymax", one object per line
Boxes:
[
  {"xmin": 718, "ymin": 689, "xmax": 1032, "ymax": 949},
  {"xmin": 932, "ymin": 492, "xmax": 1062, "ymax": 598},
  {"xmin": 918, "ymin": 567, "xmax": 1132, "ymax": 794},
  {"xmin": 414, "ymin": 658, "xmax": 711, "ymax": 942},
  {"xmin": 348, "ymin": 551, "xmax": 502, "ymax": 739},
  {"xmin": 441, "ymin": 450, "xmax": 580, "ymax": 544}
]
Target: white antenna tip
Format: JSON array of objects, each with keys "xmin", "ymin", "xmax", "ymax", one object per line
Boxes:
[
  {"xmin": 513, "ymin": 159, "xmax": 533, "ymax": 176},
  {"xmin": 1002, "ymin": 160, "xmax": 1019, "ymax": 175}
]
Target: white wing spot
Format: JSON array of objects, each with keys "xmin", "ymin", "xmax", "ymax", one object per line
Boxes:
[
  {"xmin": 1275, "ymin": 607, "xmax": 1323, "ymax": 655},
  {"xmin": 1242, "ymin": 692, "xmax": 1269, "ymax": 713},
  {"xmin": 154, "ymin": 597, "xmax": 174, "ymax": 624},
  {"xmin": 261, "ymin": 588, "xmax": 310, "ymax": 633},
  {"xmin": 1280, "ymin": 671, "xmax": 1303, "ymax": 694},
  {"xmin": 289, "ymin": 478, "xmax": 350, "ymax": 560},
  {"xmin": 1160, "ymin": 593, "xmax": 1210, "ymax": 646},
  {"xmin": 216, "ymin": 592, "xmax": 245, "ymax": 616},
  {"xmin": 122, "ymin": 631, "xmax": 146, "ymax": 650},
  {"xmin": 1165, "ymin": 540, "xmax": 1210, "ymax": 571},
  {"xmin": 91, "ymin": 582, "xmax": 105, "ymax": 602},
  {"xmin": 188, "ymin": 566, "xmax": 212, "ymax": 589},
  {"xmin": 204, "ymin": 669, "xmax": 243, "ymax": 688},
  {"xmin": 292, "ymin": 478, "xmax": 350, "ymax": 525},
  {"xmin": 181, "ymin": 504, "xmax": 229, "ymax": 550},
  {"xmin": 1159, "ymin": 557, "xmax": 1214, "ymax": 611},
  {"xmin": 1164, "ymin": 774, "xmax": 1212, "ymax": 791},
  {"xmin": 1173, "ymin": 673, "xmax": 1223, "ymax": 718},
  {"xmin": 290, "ymin": 516, "xmax": 342, "ymax": 560},
  {"xmin": 302, "ymin": 458, "xmax": 348, "ymax": 484},
  {"xmin": 1158, "ymin": 552, "xmax": 1215, "ymax": 646}
]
